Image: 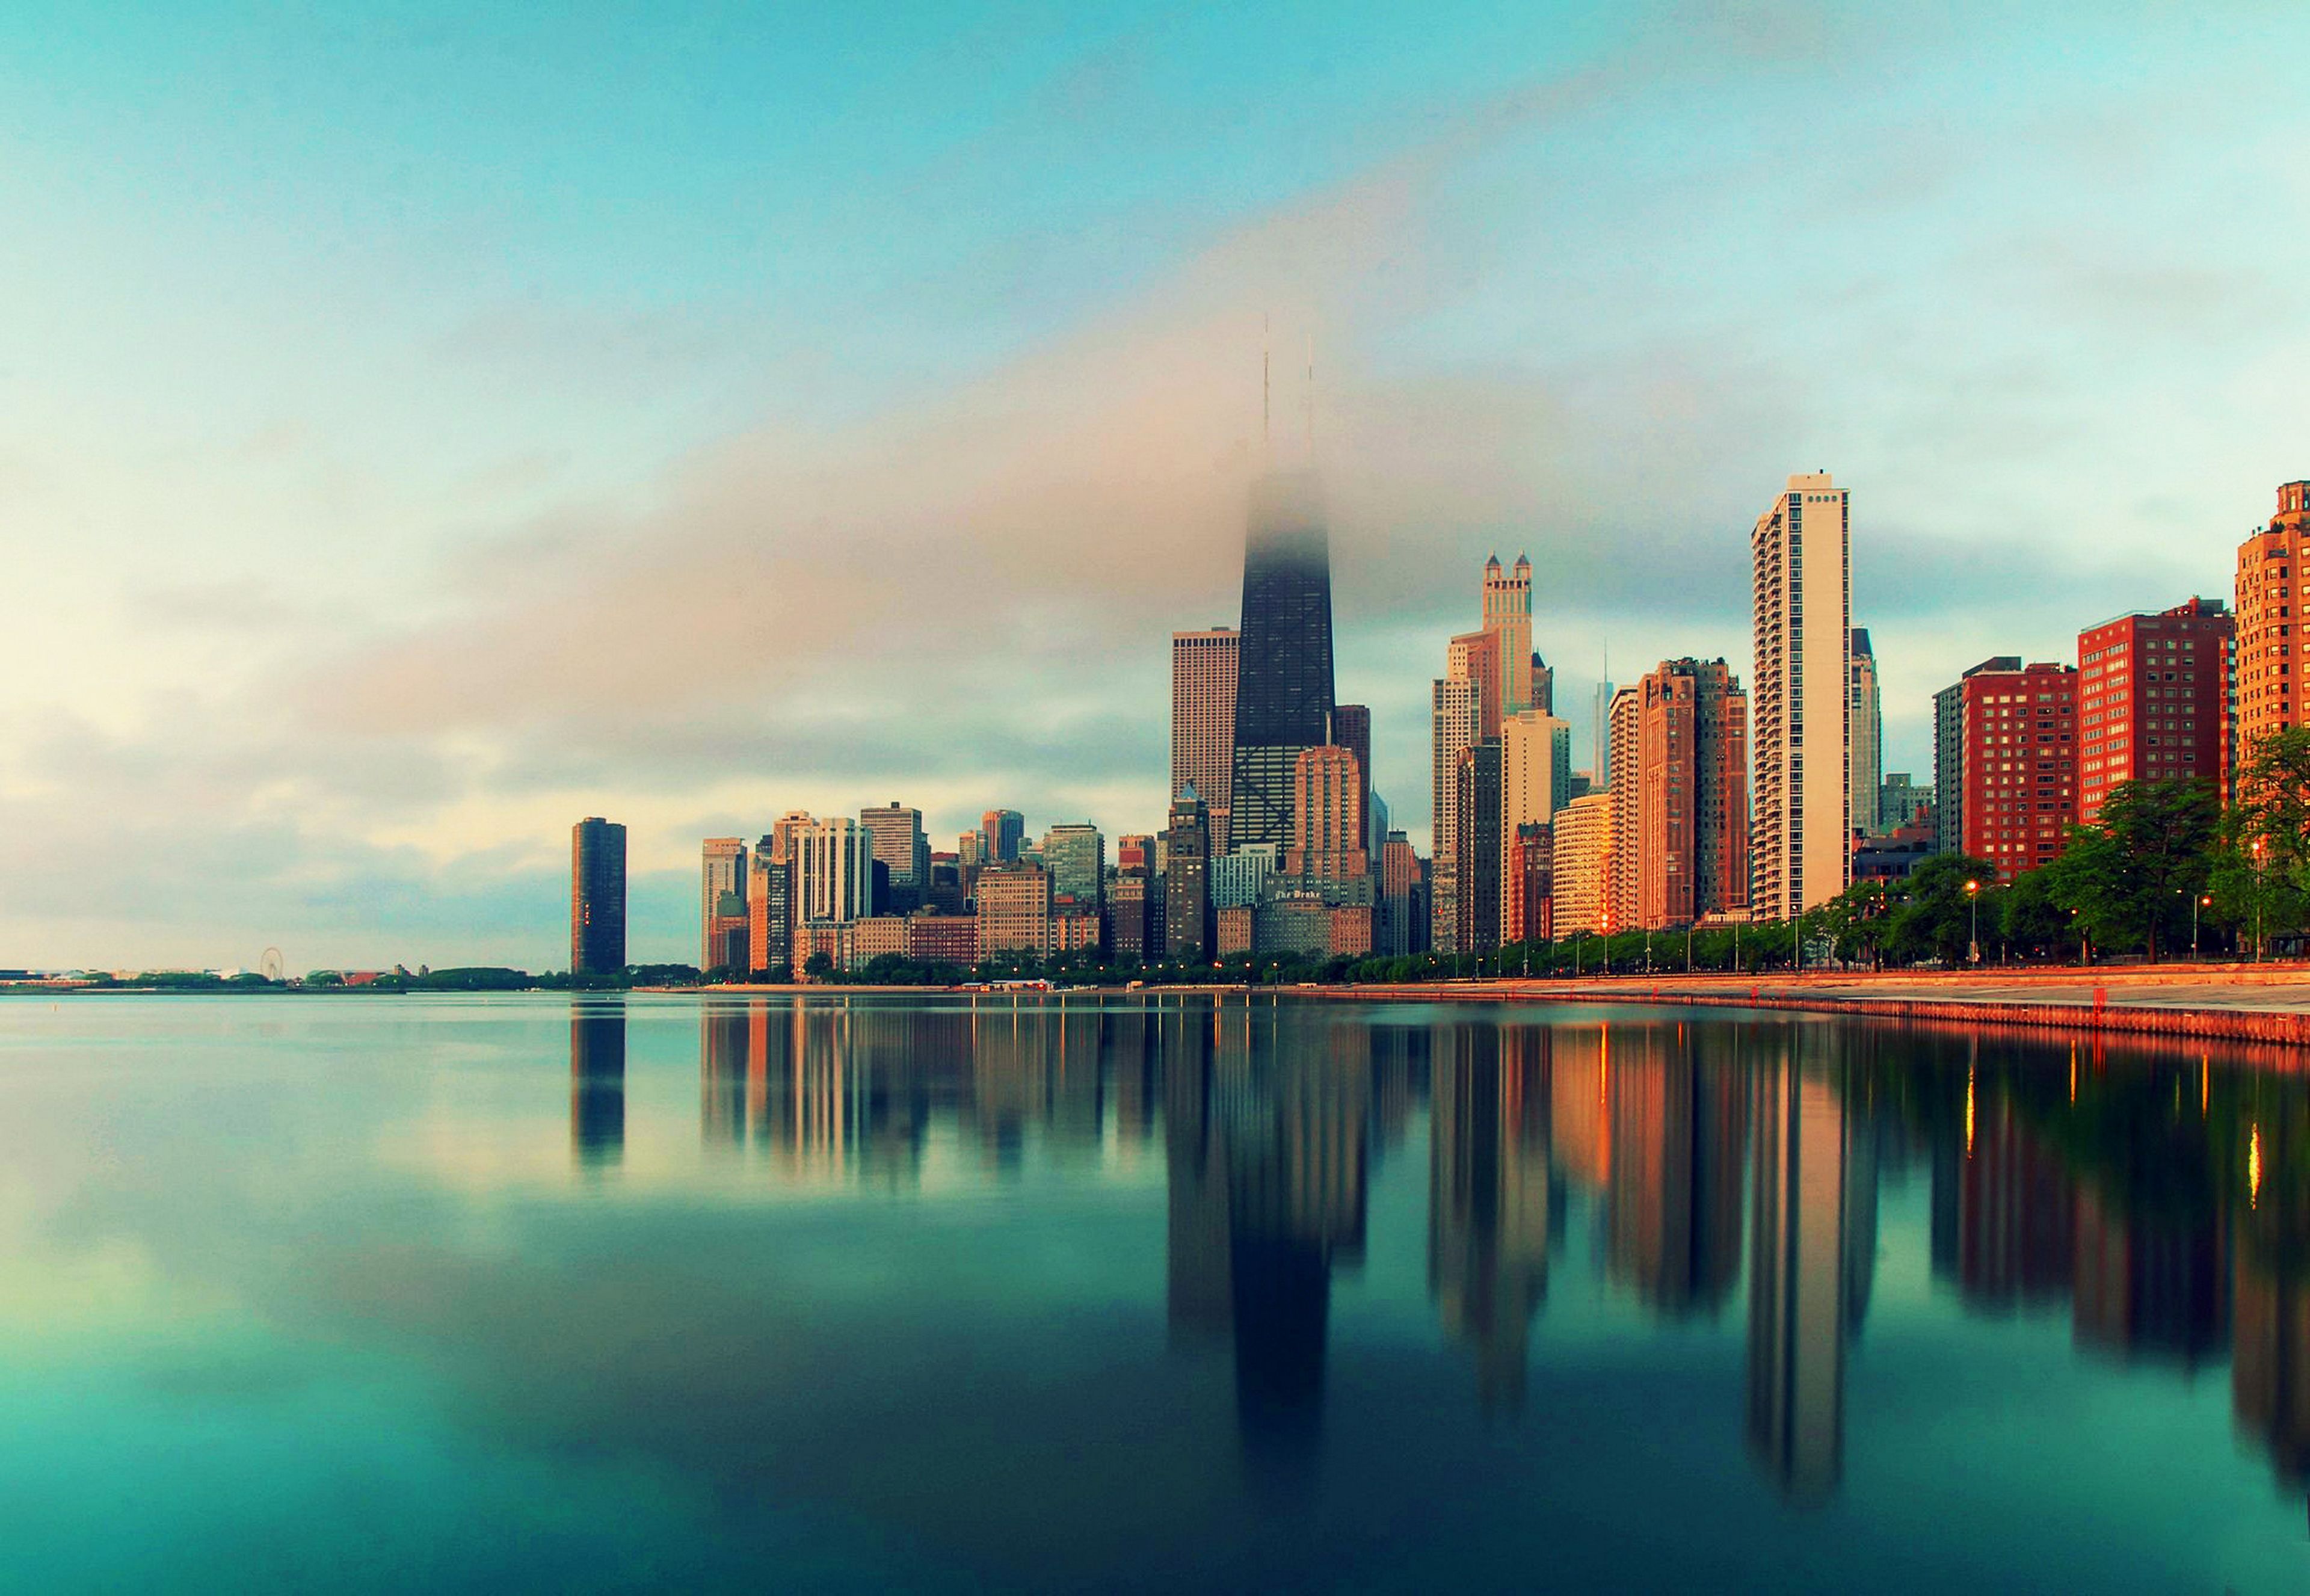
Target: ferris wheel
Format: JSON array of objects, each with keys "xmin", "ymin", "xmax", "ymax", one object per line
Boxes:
[{"xmin": 260, "ymin": 947, "xmax": 285, "ymax": 983}]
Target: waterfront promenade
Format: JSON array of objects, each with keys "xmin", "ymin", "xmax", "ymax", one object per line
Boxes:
[{"xmin": 1343, "ymin": 963, "xmax": 2310, "ymax": 1049}]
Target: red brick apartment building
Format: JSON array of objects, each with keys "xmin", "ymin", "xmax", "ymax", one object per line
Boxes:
[
  {"xmin": 2077, "ymin": 597, "xmax": 2232, "ymax": 822},
  {"xmin": 1959, "ymin": 661, "xmax": 2078, "ymax": 881}
]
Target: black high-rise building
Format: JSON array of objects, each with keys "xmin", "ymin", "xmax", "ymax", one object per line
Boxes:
[
  {"xmin": 1163, "ymin": 784, "xmax": 1212, "ymax": 960},
  {"xmin": 1332, "ymin": 702, "xmax": 1372, "ymax": 852},
  {"xmin": 1230, "ymin": 472, "xmax": 1336, "ymax": 852},
  {"xmin": 570, "ymin": 816, "xmax": 627, "ymax": 975},
  {"xmin": 1453, "ymin": 742, "xmax": 1502, "ymax": 953},
  {"xmin": 569, "ymin": 996, "xmax": 626, "ymax": 1166}
]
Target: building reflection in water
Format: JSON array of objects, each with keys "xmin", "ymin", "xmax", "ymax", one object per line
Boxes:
[
  {"xmin": 569, "ymin": 996, "xmax": 627, "ymax": 1168},
  {"xmin": 1166, "ymin": 1000, "xmax": 1375, "ymax": 1484},
  {"xmin": 1746, "ymin": 1027, "xmax": 1876, "ymax": 1506},
  {"xmin": 2232, "ymin": 1107, "xmax": 2310, "ymax": 1502},
  {"xmin": 671, "ymin": 994, "xmax": 2310, "ymax": 1514},
  {"xmin": 1606, "ymin": 1023, "xmax": 1745, "ymax": 1321},
  {"xmin": 1430, "ymin": 1020, "xmax": 1552, "ymax": 1411}
]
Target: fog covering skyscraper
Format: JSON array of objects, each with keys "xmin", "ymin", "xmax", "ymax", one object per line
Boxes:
[{"xmin": 1230, "ymin": 471, "xmax": 1336, "ymax": 852}]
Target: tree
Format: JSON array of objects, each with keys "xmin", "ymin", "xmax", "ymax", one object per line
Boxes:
[
  {"xmin": 2045, "ymin": 778, "xmax": 2218, "ymax": 960},
  {"xmin": 2219, "ymin": 728, "xmax": 2310, "ymax": 953},
  {"xmin": 803, "ymin": 951, "xmax": 835, "ymax": 979},
  {"xmin": 2000, "ymin": 866, "xmax": 2072, "ymax": 961},
  {"xmin": 1817, "ymin": 880, "xmax": 1896, "ymax": 969},
  {"xmin": 1886, "ymin": 855, "xmax": 1999, "ymax": 967}
]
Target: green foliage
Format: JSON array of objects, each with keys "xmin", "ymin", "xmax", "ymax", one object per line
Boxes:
[
  {"xmin": 1882, "ymin": 854, "xmax": 2001, "ymax": 967},
  {"xmin": 2216, "ymin": 728, "xmax": 2310, "ymax": 953},
  {"xmin": 1999, "ymin": 866, "xmax": 2074, "ymax": 960},
  {"xmin": 2041, "ymin": 778, "xmax": 2217, "ymax": 959},
  {"xmin": 1816, "ymin": 881, "xmax": 1896, "ymax": 969}
]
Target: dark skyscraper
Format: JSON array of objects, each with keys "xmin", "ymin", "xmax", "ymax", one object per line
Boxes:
[
  {"xmin": 569, "ymin": 996, "xmax": 627, "ymax": 1166},
  {"xmin": 1453, "ymin": 741, "xmax": 1503, "ymax": 953},
  {"xmin": 1332, "ymin": 702, "xmax": 1372, "ymax": 851},
  {"xmin": 980, "ymin": 808, "xmax": 1025, "ymax": 864},
  {"xmin": 570, "ymin": 817, "xmax": 627, "ymax": 975},
  {"xmin": 1163, "ymin": 784, "xmax": 1212, "ymax": 959},
  {"xmin": 1231, "ymin": 473, "xmax": 1336, "ymax": 853}
]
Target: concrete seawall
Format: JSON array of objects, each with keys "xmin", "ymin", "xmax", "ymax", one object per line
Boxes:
[{"xmin": 1325, "ymin": 977, "xmax": 2310, "ymax": 1050}]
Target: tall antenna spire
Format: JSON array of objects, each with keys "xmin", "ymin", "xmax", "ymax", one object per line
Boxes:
[
  {"xmin": 1262, "ymin": 312, "xmax": 1271, "ymax": 453},
  {"xmin": 1304, "ymin": 332, "xmax": 1315, "ymax": 454}
]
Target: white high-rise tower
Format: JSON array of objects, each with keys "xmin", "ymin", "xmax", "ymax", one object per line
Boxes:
[{"xmin": 1751, "ymin": 473, "xmax": 1852, "ymax": 919}]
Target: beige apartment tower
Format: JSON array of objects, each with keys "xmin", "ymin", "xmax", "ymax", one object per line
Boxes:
[
  {"xmin": 1607, "ymin": 686, "xmax": 1640, "ymax": 934},
  {"xmin": 1551, "ymin": 792, "xmax": 1616, "ymax": 936},
  {"xmin": 1431, "ymin": 675, "xmax": 1482, "ymax": 954},
  {"xmin": 1751, "ymin": 473, "xmax": 1852, "ymax": 919},
  {"xmin": 1483, "ymin": 554, "xmax": 1535, "ymax": 717},
  {"xmin": 1283, "ymin": 745, "xmax": 1367, "ymax": 881},
  {"xmin": 1171, "ymin": 627, "xmax": 1239, "ymax": 855},
  {"xmin": 700, "ymin": 837, "xmax": 748, "ymax": 973},
  {"xmin": 1500, "ymin": 707, "xmax": 1570, "ymax": 928}
]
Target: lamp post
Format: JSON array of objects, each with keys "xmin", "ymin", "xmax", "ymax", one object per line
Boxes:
[
  {"xmin": 2253, "ymin": 836, "xmax": 2267, "ymax": 962},
  {"xmin": 1686, "ymin": 921, "xmax": 1695, "ymax": 974},
  {"xmin": 1966, "ymin": 879, "xmax": 1982, "ymax": 966},
  {"xmin": 2194, "ymin": 894, "xmax": 2208, "ymax": 960}
]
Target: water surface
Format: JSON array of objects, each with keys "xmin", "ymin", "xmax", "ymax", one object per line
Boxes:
[{"xmin": 2, "ymin": 993, "xmax": 2305, "ymax": 1591}]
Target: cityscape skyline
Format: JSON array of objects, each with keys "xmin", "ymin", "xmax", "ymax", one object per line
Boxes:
[
  {"xmin": 7, "ymin": 3, "xmax": 2309, "ymax": 968},
  {"xmin": 614, "ymin": 466, "xmax": 2291, "ymax": 981}
]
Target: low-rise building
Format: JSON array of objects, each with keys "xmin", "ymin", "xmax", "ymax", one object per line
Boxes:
[
  {"xmin": 851, "ymin": 916, "xmax": 910, "ymax": 967},
  {"xmin": 905, "ymin": 912, "xmax": 978, "ymax": 968},
  {"xmin": 1216, "ymin": 905, "xmax": 1255, "ymax": 957},
  {"xmin": 1052, "ymin": 896, "xmax": 1101, "ymax": 956},
  {"xmin": 976, "ymin": 863, "xmax": 1053, "ymax": 956}
]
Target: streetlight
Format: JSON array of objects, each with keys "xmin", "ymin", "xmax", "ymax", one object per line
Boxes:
[
  {"xmin": 2194, "ymin": 893, "xmax": 2208, "ymax": 960},
  {"xmin": 2252, "ymin": 836, "xmax": 2267, "ymax": 962},
  {"xmin": 1966, "ymin": 879, "xmax": 1982, "ymax": 966},
  {"xmin": 1686, "ymin": 920, "xmax": 1695, "ymax": 974}
]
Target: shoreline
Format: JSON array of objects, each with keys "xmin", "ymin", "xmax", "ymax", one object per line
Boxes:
[
  {"xmin": 694, "ymin": 964, "xmax": 2310, "ymax": 1050},
  {"xmin": 17, "ymin": 966, "xmax": 2310, "ymax": 1051}
]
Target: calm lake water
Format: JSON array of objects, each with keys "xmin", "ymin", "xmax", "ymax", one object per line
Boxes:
[{"xmin": 3, "ymin": 992, "xmax": 2307, "ymax": 1592}]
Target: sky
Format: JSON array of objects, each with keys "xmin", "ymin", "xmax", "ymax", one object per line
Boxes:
[{"xmin": 3, "ymin": 0, "xmax": 2307, "ymax": 971}]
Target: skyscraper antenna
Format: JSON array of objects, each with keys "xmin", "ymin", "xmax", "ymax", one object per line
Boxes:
[
  {"xmin": 1262, "ymin": 313, "xmax": 1271, "ymax": 452},
  {"xmin": 1305, "ymin": 333, "xmax": 1315, "ymax": 454}
]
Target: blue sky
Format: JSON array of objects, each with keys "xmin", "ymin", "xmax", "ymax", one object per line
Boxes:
[{"xmin": 3, "ymin": 1, "xmax": 2306, "ymax": 969}]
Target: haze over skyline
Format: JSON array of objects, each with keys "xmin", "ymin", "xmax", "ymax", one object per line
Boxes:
[{"xmin": 5, "ymin": 1, "xmax": 2306, "ymax": 968}]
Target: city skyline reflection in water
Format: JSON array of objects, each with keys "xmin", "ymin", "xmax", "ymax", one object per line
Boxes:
[
  {"xmin": 2, "ymin": 993, "xmax": 2306, "ymax": 1591},
  {"xmin": 667, "ymin": 994, "xmax": 2310, "ymax": 1523}
]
